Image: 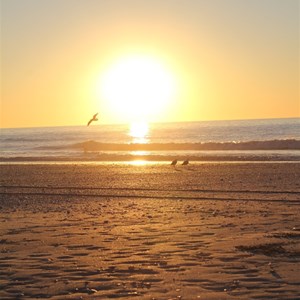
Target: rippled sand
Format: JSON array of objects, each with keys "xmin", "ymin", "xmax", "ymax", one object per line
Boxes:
[{"xmin": 0, "ymin": 162, "xmax": 299, "ymax": 299}]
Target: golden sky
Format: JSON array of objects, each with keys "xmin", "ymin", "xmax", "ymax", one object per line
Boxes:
[{"xmin": 1, "ymin": 0, "xmax": 299, "ymax": 128}]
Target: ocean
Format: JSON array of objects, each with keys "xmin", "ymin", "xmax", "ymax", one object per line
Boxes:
[{"xmin": 0, "ymin": 118, "xmax": 299, "ymax": 162}]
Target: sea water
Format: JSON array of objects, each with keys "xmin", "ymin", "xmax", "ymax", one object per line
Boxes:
[{"xmin": 0, "ymin": 118, "xmax": 299, "ymax": 162}]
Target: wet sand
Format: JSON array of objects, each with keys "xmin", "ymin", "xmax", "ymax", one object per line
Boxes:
[{"xmin": 0, "ymin": 162, "xmax": 300, "ymax": 299}]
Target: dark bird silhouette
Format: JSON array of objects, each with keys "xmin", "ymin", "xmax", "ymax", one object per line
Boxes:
[
  {"xmin": 87, "ymin": 113, "xmax": 98, "ymax": 126},
  {"xmin": 182, "ymin": 159, "xmax": 189, "ymax": 165},
  {"xmin": 171, "ymin": 159, "xmax": 178, "ymax": 166}
]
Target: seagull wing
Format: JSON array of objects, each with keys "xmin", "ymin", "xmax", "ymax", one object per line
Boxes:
[{"xmin": 87, "ymin": 113, "xmax": 99, "ymax": 126}]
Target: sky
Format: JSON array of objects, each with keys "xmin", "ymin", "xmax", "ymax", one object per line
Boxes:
[{"xmin": 0, "ymin": 0, "xmax": 299, "ymax": 128}]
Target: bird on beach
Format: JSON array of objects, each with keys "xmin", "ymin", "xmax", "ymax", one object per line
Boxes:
[
  {"xmin": 171, "ymin": 159, "xmax": 178, "ymax": 166},
  {"xmin": 87, "ymin": 113, "xmax": 98, "ymax": 126},
  {"xmin": 182, "ymin": 159, "xmax": 189, "ymax": 165}
]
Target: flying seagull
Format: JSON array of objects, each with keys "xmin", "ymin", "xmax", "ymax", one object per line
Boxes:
[{"xmin": 87, "ymin": 113, "xmax": 98, "ymax": 126}]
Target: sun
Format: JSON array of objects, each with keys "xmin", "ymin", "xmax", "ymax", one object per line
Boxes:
[{"xmin": 98, "ymin": 54, "xmax": 177, "ymax": 122}]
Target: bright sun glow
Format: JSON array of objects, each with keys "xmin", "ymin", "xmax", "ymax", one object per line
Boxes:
[
  {"xmin": 98, "ymin": 55, "xmax": 177, "ymax": 122},
  {"xmin": 129, "ymin": 160, "xmax": 149, "ymax": 166}
]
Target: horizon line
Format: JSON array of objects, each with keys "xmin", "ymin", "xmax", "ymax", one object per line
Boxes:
[{"xmin": 0, "ymin": 116, "xmax": 299, "ymax": 130}]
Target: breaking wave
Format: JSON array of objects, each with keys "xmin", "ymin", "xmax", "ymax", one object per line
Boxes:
[{"xmin": 36, "ymin": 139, "xmax": 300, "ymax": 151}]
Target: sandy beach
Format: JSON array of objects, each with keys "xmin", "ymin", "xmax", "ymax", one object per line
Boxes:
[{"xmin": 0, "ymin": 162, "xmax": 299, "ymax": 299}]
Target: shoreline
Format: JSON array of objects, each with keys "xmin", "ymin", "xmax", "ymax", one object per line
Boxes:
[
  {"xmin": 1, "ymin": 160, "xmax": 300, "ymax": 166},
  {"xmin": 1, "ymin": 153, "xmax": 300, "ymax": 163}
]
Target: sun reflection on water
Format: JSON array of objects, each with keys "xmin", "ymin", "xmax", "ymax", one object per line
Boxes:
[
  {"xmin": 129, "ymin": 121, "xmax": 149, "ymax": 143},
  {"xmin": 129, "ymin": 160, "xmax": 149, "ymax": 166},
  {"xmin": 128, "ymin": 122, "xmax": 151, "ymax": 164}
]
